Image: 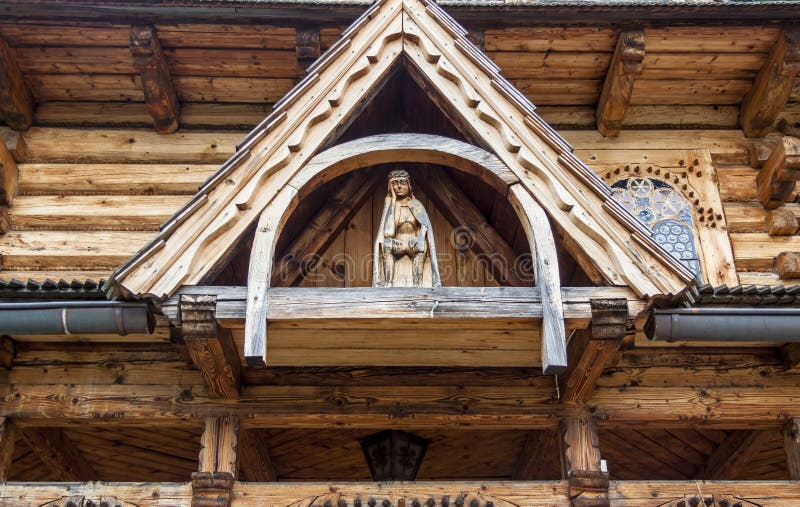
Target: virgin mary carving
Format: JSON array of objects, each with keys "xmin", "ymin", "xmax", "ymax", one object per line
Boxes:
[{"xmin": 373, "ymin": 169, "xmax": 442, "ymax": 287}]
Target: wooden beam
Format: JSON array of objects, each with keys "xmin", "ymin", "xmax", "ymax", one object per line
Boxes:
[
  {"xmin": 0, "ymin": 129, "xmax": 18, "ymax": 207},
  {"xmin": 418, "ymin": 170, "xmax": 526, "ymax": 286},
  {"xmin": 784, "ymin": 417, "xmax": 800, "ymax": 480},
  {"xmin": 776, "ymin": 251, "xmax": 800, "ymax": 279},
  {"xmin": 560, "ymin": 299, "xmax": 628, "ymax": 403},
  {"xmin": 0, "ymin": 417, "xmax": 16, "ymax": 481},
  {"xmin": 509, "ymin": 184, "xmax": 567, "ymax": 375},
  {"xmin": 595, "ymin": 29, "xmax": 645, "ymax": 137},
  {"xmin": 783, "ymin": 343, "xmax": 800, "ymax": 372},
  {"xmin": 194, "ymin": 416, "xmax": 238, "ymax": 507},
  {"xmin": 740, "ymin": 26, "xmax": 800, "ymax": 138},
  {"xmin": 20, "ymin": 428, "xmax": 96, "ymax": 481},
  {"xmin": 559, "ymin": 416, "xmax": 609, "ymax": 507},
  {"xmin": 757, "ymin": 136, "xmax": 800, "ymax": 209},
  {"xmin": 130, "ymin": 25, "xmax": 180, "ymax": 134},
  {"xmin": 238, "ymin": 428, "xmax": 277, "ymax": 482},
  {"xmin": 513, "ymin": 430, "xmax": 561, "ymax": 480},
  {"xmin": 0, "ymin": 337, "xmax": 13, "ymax": 370},
  {"xmin": 272, "ymin": 171, "xmax": 380, "ymax": 287},
  {"xmin": 180, "ymin": 295, "xmax": 241, "ymax": 399},
  {"xmin": 0, "ymin": 35, "xmax": 33, "ymax": 131},
  {"xmin": 768, "ymin": 207, "xmax": 799, "ymax": 235},
  {"xmin": 0, "ymin": 129, "xmax": 26, "ymax": 162},
  {"xmin": 295, "ymin": 26, "xmax": 320, "ymax": 75},
  {"xmin": 700, "ymin": 430, "xmax": 772, "ymax": 479}
]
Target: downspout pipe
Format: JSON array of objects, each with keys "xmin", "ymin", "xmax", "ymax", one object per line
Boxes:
[
  {"xmin": 646, "ymin": 307, "xmax": 800, "ymax": 342},
  {"xmin": 0, "ymin": 301, "xmax": 154, "ymax": 336}
]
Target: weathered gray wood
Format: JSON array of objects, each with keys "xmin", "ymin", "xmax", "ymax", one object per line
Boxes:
[{"xmin": 509, "ymin": 184, "xmax": 567, "ymax": 374}]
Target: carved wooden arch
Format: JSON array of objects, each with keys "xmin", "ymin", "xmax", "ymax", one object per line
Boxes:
[{"xmin": 245, "ymin": 133, "xmax": 567, "ymax": 374}]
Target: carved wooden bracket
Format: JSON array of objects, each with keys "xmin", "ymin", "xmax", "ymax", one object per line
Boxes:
[
  {"xmin": 757, "ymin": 136, "xmax": 800, "ymax": 209},
  {"xmin": 596, "ymin": 29, "xmax": 645, "ymax": 137},
  {"xmin": 130, "ymin": 25, "xmax": 180, "ymax": 134},
  {"xmin": 0, "ymin": 34, "xmax": 33, "ymax": 131},
  {"xmin": 191, "ymin": 471, "xmax": 235, "ymax": 507},
  {"xmin": 39, "ymin": 496, "xmax": 139, "ymax": 507}
]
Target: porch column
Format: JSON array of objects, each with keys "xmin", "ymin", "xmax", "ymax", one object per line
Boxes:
[
  {"xmin": 560, "ymin": 415, "xmax": 609, "ymax": 507},
  {"xmin": 192, "ymin": 416, "xmax": 239, "ymax": 507}
]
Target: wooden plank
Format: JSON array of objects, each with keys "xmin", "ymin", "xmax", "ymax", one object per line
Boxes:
[
  {"xmin": 560, "ymin": 416, "xmax": 609, "ymax": 506},
  {"xmin": 610, "ymin": 480, "xmax": 800, "ymax": 505},
  {"xmin": 0, "ymin": 417, "xmax": 15, "ymax": 481},
  {"xmin": 164, "ymin": 48, "xmax": 298, "ymax": 78},
  {"xmin": 131, "ymin": 25, "xmax": 180, "ymax": 134},
  {"xmin": 0, "ymin": 482, "xmax": 193, "ymax": 506},
  {"xmin": 509, "ymin": 185, "xmax": 566, "ymax": 375},
  {"xmin": 419, "ymin": 170, "xmax": 524, "ymax": 286},
  {"xmin": 740, "ymin": 27, "xmax": 800, "ymax": 138},
  {"xmin": 154, "ymin": 24, "xmax": 295, "ymax": 49},
  {"xmin": 0, "ymin": 23, "xmax": 131, "ymax": 46},
  {"xmin": 17, "ymin": 163, "xmax": 216, "ymax": 195},
  {"xmin": 640, "ymin": 52, "xmax": 765, "ymax": 79},
  {"xmin": 701, "ymin": 430, "xmax": 773, "ymax": 479},
  {"xmin": 238, "ymin": 428, "xmax": 277, "ymax": 482},
  {"xmin": 20, "ymin": 427, "xmax": 96, "ymax": 481},
  {"xmin": 10, "ymin": 195, "xmax": 187, "ymax": 230},
  {"xmin": 195, "ymin": 416, "xmax": 238, "ymax": 506},
  {"xmin": 560, "ymin": 299, "xmax": 627, "ymax": 403},
  {"xmin": 173, "ymin": 76, "xmax": 294, "ymax": 103},
  {"xmin": 596, "ymin": 29, "xmax": 644, "ymax": 137},
  {"xmin": 513, "ymin": 430, "xmax": 561, "ymax": 480},
  {"xmin": 14, "ymin": 46, "xmax": 136, "ymax": 74},
  {"xmin": 768, "ymin": 207, "xmax": 799, "ymax": 235},
  {"xmin": 484, "ymin": 27, "xmax": 617, "ymax": 52},
  {"xmin": 25, "ymin": 74, "xmax": 144, "ymax": 102},
  {"xmin": 0, "ymin": 230, "xmax": 150, "ymax": 270},
  {"xmin": 488, "ymin": 52, "xmax": 611, "ymax": 79},
  {"xmin": 776, "ymin": 251, "xmax": 800, "ymax": 279},
  {"xmin": 180, "ymin": 294, "xmax": 240, "ymax": 399},
  {"xmin": 0, "ymin": 35, "xmax": 32, "ymax": 130},
  {"xmin": 631, "ymin": 79, "xmax": 753, "ymax": 105},
  {"xmin": 757, "ymin": 136, "xmax": 800, "ymax": 209},
  {"xmin": 0, "ymin": 131, "xmax": 18, "ymax": 206},
  {"xmin": 643, "ymin": 26, "xmax": 780, "ymax": 53},
  {"xmin": 731, "ymin": 233, "xmax": 800, "ymax": 271},
  {"xmin": 512, "ymin": 79, "xmax": 602, "ymax": 106},
  {"xmin": 784, "ymin": 417, "xmax": 800, "ymax": 480},
  {"xmin": 17, "ymin": 127, "xmax": 239, "ymax": 164},
  {"xmin": 272, "ymin": 171, "xmax": 379, "ymax": 287}
]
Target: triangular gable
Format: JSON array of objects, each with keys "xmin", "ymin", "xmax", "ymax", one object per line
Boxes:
[{"xmin": 107, "ymin": 0, "xmax": 693, "ymax": 300}]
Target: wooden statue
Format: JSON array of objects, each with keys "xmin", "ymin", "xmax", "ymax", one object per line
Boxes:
[{"xmin": 373, "ymin": 169, "xmax": 442, "ymax": 287}]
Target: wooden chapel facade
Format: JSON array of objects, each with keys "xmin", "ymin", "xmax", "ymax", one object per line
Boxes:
[{"xmin": 1, "ymin": 0, "xmax": 800, "ymax": 505}]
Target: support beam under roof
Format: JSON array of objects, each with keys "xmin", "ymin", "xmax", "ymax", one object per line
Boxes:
[
  {"xmin": 0, "ymin": 35, "xmax": 33, "ymax": 131},
  {"xmin": 20, "ymin": 428, "xmax": 97, "ymax": 481},
  {"xmin": 130, "ymin": 25, "xmax": 180, "ymax": 134},
  {"xmin": 700, "ymin": 430, "xmax": 772, "ymax": 479},
  {"xmin": 596, "ymin": 29, "xmax": 644, "ymax": 138}
]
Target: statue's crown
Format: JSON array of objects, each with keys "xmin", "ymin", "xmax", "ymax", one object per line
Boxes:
[{"xmin": 388, "ymin": 169, "xmax": 410, "ymax": 181}]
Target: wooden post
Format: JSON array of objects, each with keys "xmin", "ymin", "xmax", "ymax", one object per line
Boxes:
[
  {"xmin": 560, "ymin": 299, "xmax": 628, "ymax": 403},
  {"xmin": 596, "ymin": 29, "xmax": 645, "ymax": 137},
  {"xmin": 20, "ymin": 428, "xmax": 97, "ymax": 481},
  {"xmin": 131, "ymin": 25, "xmax": 180, "ymax": 134},
  {"xmin": 0, "ymin": 35, "xmax": 33, "ymax": 131},
  {"xmin": 784, "ymin": 417, "xmax": 800, "ymax": 480},
  {"xmin": 180, "ymin": 295, "xmax": 241, "ymax": 399},
  {"xmin": 757, "ymin": 136, "xmax": 800, "ymax": 209},
  {"xmin": 193, "ymin": 416, "xmax": 239, "ymax": 507},
  {"xmin": 560, "ymin": 416, "xmax": 609, "ymax": 507},
  {"xmin": 296, "ymin": 26, "xmax": 320, "ymax": 75},
  {"xmin": 740, "ymin": 26, "xmax": 800, "ymax": 138},
  {"xmin": 0, "ymin": 417, "xmax": 17, "ymax": 481},
  {"xmin": 0, "ymin": 130, "xmax": 18, "ymax": 234},
  {"xmin": 238, "ymin": 429, "xmax": 277, "ymax": 482}
]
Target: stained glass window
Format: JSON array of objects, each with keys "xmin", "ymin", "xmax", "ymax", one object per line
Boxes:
[{"xmin": 610, "ymin": 177, "xmax": 702, "ymax": 280}]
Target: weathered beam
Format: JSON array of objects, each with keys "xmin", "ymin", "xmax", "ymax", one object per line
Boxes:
[
  {"xmin": 419, "ymin": 170, "xmax": 525, "ymax": 286},
  {"xmin": 595, "ymin": 29, "xmax": 645, "ymax": 137},
  {"xmin": 295, "ymin": 26, "xmax": 320, "ymax": 75},
  {"xmin": 560, "ymin": 299, "xmax": 627, "ymax": 403},
  {"xmin": 180, "ymin": 295, "xmax": 241, "ymax": 399},
  {"xmin": 0, "ymin": 130, "xmax": 18, "ymax": 206},
  {"xmin": 700, "ymin": 430, "xmax": 772, "ymax": 479},
  {"xmin": 757, "ymin": 136, "xmax": 800, "ymax": 209},
  {"xmin": 238, "ymin": 428, "xmax": 277, "ymax": 482},
  {"xmin": 784, "ymin": 417, "xmax": 800, "ymax": 480},
  {"xmin": 740, "ymin": 26, "xmax": 800, "ymax": 138},
  {"xmin": 194, "ymin": 416, "xmax": 239, "ymax": 507},
  {"xmin": 0, "ymin": 36, "xmax": 33, "ymax": 131},
  {"xmin": 783, "ymin": 343, "xmax": 800, "ymax": 372},
  {"xmin": 130, "ymin": 26, "xmax": 180, "ymax": 134},
  {"xmin": 0, "ymin": 417, "xmax": 16, "ymax": 481},
  {"xmin": 20, "ymin": 428, "xmax": 96, "ymax": 481},
  {"xmin": 560, "ymin": 416, "xmax": 608, "ymax": 507},
  {"xmin": 768, "ymin": 207, "xmax": 799, "ymax": 235},
  {"xmin": 513, "ymin": 430, "xmax": 561, "ymax": 480},
  {"xmin": 0, "ymin": 337, "xmax": 13, "ymax": 370},
  {"xmin": 776, "ymin": 251, "xmax": 800, "ymax": 279},
  {"xmin": 0, "ymin": 129, "xmax": 26, "ymax": 162},
  {"xmin": 272, "ymin": 171, "xmax": 380, "ymax": 287}
]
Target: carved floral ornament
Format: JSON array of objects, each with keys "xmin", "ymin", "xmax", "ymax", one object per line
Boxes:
[{"xmin": 287, "ymin": 492, "xmax": 518, "ymax": 507}]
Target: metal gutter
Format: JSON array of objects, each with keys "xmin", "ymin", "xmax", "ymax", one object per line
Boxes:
[
  {"xmin": 645, "ymin": 307, "xmax": 800, "ymax": 342},
  {"xmin": 0, "ymin": 301, "xmax": 154, "ymax": 336}
]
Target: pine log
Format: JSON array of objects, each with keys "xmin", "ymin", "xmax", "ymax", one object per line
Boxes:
[
  {"xmin": 596, "ymin": 30, "xmax": 645, "ymax": 137},
  {"xmin": 775, "ymin": 251, "xmax": 800, "ymax": 278},
  {"xmin": 768, "ymin": 207, "xmax": 799, "ymax": 235},
  {"xmin": 756, "ymin": 136, "xmax": 800, "ymax": 209},
  {"xmin": 130, "ymin": 26, "xmax": 180, "ymax": 134},
  {"xmin": 784, "ymin": 417, "xmax": 800, "ymax": 480},
  {"xmin": 0, "ymin": 417, "xmax": 16, "ymax": 481},
  {"xmin": 0, "ymin": 35, "xmax": 33, "ymax": 131}
]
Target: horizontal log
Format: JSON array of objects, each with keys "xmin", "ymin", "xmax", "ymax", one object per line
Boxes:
[
  {"xmin": 0, "ymin": 482, "xmax": 192, "ymax": 507},
  {"xmin": 154, "ymin": 24, "xmax": 295, "ymax": 49},
  {"xmin": 2, "ymin": 383, "xmax": 799, "ymax": 429},
  {"xmin": 165, "ymin": 286, "xmax": 644, "ymax": 325},
  {"xmin": 15, "ymin": 46, "xmax": 136, "ymax": 74},
  {"xmin": 164, "ymin": 48, "xmax": 298, "ymax": 78},
  {"xmin": 535, "ymin": 105, "xmax": 741, "ymax": 129},
  {"xmin": 717, "ymin": 164, "xmax": 759, "ymax": 201},
  {"xmin": 639, "ymin": 52, "xmax": 764, "ymax": 79},
  {"xmin": 513, "ymin": 78, "xmax": 601, "ymax": 105},
  {"xmin": 10, "ymin": 195, "xmax": 188, "ymax": 230},
  {"xmin": 0, "ymin": 23, "xmax": 131, "ymax": 46},
  {"xmin": 489, "ymin": 51, "xmax": 611, "ymax": 79},
  {"xmin": 0, "ymin": 270, "xmax": 111, "ymax": 282},
  {"xmin": 723, "ymin": 202, "xmax": 800, "ymax": 233},
  {"xmin": 484, "ymin": 27, "xmax": 616, "ymax": 52},
  {"xmin": 642, "ymin": 26, "xmax": 780, "ymax": 53},
  {"xmin": 25, "ymin": 74, "xmax": 144, "ymax": 101},
  {"xmin": 0, "ymin": 230, "xmax": 151, "ymax": 270},
  {"xmin": 173, "ymin": 76, "xmax": 294, "ymax": 103},
  {"xmin": 631, "ymin": 79, "xmax": 753, "ymax": 105},
  {"xmin": 730, "ymin": 232, "xmax": 800, "ymax": 271},
  {"xmin": 609, "ymin": 480, "xmax": 800, "ymax": 505},
  {"xmin": 18, "ymin": 163, "xmax": 216, "ymax": 195},
  {"xmin": 17, "ymin": 127, "xmax": 238, "ymax": 163}
]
